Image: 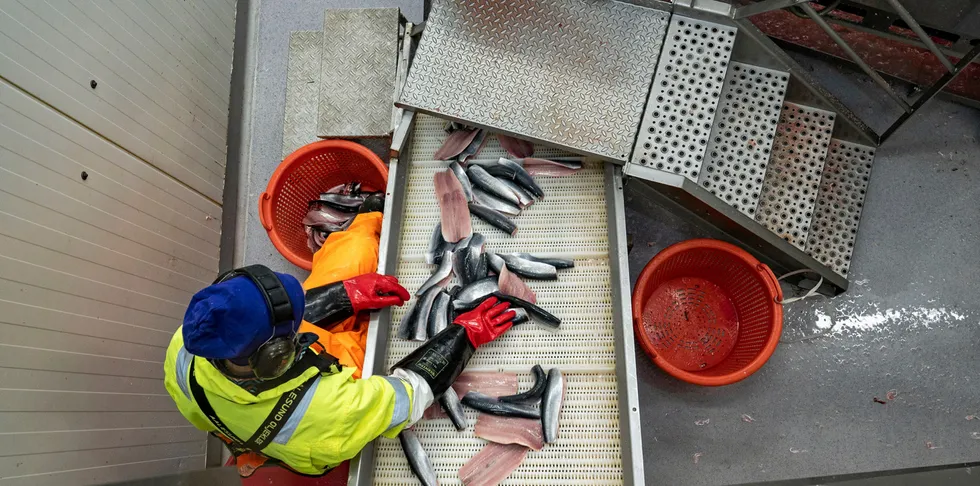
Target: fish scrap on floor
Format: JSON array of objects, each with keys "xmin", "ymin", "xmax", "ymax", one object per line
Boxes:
[{"xmin": 399, "ymin": 429, "xmax": 439, "ymax": 486}]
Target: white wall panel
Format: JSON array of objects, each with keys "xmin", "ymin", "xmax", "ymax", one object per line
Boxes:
[{"xmin": 0, "ymin": 0, "xmax": 235, "ymax": 482}]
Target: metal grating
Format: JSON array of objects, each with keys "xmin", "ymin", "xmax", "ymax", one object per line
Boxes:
[
  {"xmin": 805, "ymin": 139, "xmax": 876, "ymax": 277},
  {"xmin": 318, "ymin": 8, "xmax": 399, "ymax": 138},
  {"xmin": 631, "ymin": 15, "xmax": 737, "ymax": 180},
  {"xmin": 754, "ymin": 102, "xmax": 835, "ymax": 250},
  {"xmin": 282, "ymin": 31, "xmax": 321, "ymax": 158},
  {"xmin": 374, "ymin": 115, "xmax": 622, "ymax": 485},
  {"xmin": 698, "ymin": 62, "xmax": 789, "ymax": 216},
  {"xmin": 398, "ymin": 0, "xmax": 670, "ymax": 161}
]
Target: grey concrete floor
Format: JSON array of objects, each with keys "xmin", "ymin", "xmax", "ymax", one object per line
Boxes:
[{"xmin": 231, "ymin": 1, "xmax": 980, "ymax": 484}]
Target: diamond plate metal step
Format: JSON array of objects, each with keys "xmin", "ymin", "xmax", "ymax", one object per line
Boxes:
[
  {"xmin": 282, "ymin": 31, "xmax": 321, "ymax": 158},
  {"xmin": 805, "ymin": 139, "xmax": 876, "ymax": 277},
  {"xmin": 631, "ymin": 14, "xmax": 737, "ymax": 180},
  {"xmin": 698, "ymin": 62, "xmax": 789, "ymax": 217},
  {"xmin": 398, "ymin": 0, "xmax": 671, "ymax": 162},
  {"xmin": 754, "ymin": 102, "xmax": 836, "ymax": 250}
]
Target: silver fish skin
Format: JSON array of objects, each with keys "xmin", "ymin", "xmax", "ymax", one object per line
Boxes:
[
  {"xmin": 454, "ymin": 246, "xmax": 488, "ymax": 286},
  {"xmin": 399, "ymin": 429, "xmax": 439, "ymax": 486},
  {"xmin": 397, "ymin": 293, "xmax": 421, "ymax": 340},
  {"xmin": 499, "ymin": 365, "xmax": 545, "ymax": 405},
  {"xmin": 318, "ymin": 193, "xmax": 364, "ymax": 212},
  {"xmin": 461, "ymin": 391, "xmax": 541, "ymax": 419},
  {"xmin": 440, "ymin": 387, "xmax": 468, "ymax": 431},
  {"xmin": 417, "ymin": 250, "xmax": 454, "ymax": 296},
  {"xmin": 466, "ymin": 165, "xmax": 522, "ymax": 207},
  {"xmin": 485, "ymin": 157, "xmax": 544, "ymax": 198},
  {"xmin": 542, "ymin": 368, "xmax": 564, "ymax": 443},
  {"xmin": 486, "ymin": 252, "xmax": 506, "ymax": 274},
  {"xmin": 511, "ymin": 252, "xmax": 574, "ymax": 269},
  {"xmin": 450, "ymin": 161, "xmax": 475, "ymax": 202},
  {"xmin": 498, "ymin": 253, "xmax": 557, "ymax": 280},
  {"xmin": 496, "ymin": 178, "xmax": 535, "ymax": 207},
  {"xmin": 467, "ymin": 232, "xmax": 486, "ymax": 253},
  {"xmin": 426, "ymin": 224, "xmax": 449, "ymax": 265},
  {"xmin": 427, "ymin": 291, "xmax": 451, "ymax": 339},
  {"xmin": 510, "ymin": 307, "xmax": 530, "ymax": 325},
  {"xmin": 472, "ymin": 187, "xmax": 521, "ymax": 216},
  {"xmin": 453, "ymin": 277, "xmax": 499, "ymax": 308},
  {"xmin": 469, "ymin": 203, "xmax": 517, "ymax": 236},
  {"xmin": 458, "ymin": 128, "xmax": 487, "ymax": 162},
  {"xmin": 413, "ymin": 285, "xmax": 443, "ymax": 342}
]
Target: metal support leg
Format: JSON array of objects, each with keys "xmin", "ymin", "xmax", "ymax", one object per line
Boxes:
[
  {"xmin": 881, "ymin": 0, "xmax": 955, "ymax": 72},
  {"xmin": 880, "ymin": 42, "xmax": 980, "ymax": 143},
  {"xmin": 799, "ymin": 3, "xmax": 913, "ymax": 113}
]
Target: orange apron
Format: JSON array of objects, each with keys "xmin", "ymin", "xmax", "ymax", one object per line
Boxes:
[{"xmin": 299, "ymin": 212, "xmax": 383, "ymax": 378}]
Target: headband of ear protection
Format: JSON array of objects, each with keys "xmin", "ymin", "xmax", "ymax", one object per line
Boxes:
[{"xmin": 212, "ymin": 265, "xmax": 298, "ymax": 380}]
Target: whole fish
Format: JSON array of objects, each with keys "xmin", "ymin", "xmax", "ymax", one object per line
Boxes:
[
  {"xmin": 457, "ymin": 128, "xmax": 487, "ymax": 162},
  {"xmin": 453, "ymin": 277, "xmax": 499, "ymax": 308},
  {"xmin": 483, "ymin": 158, "xmax": 544, "ymax": 198},
  {"xmin": 466, "ymin": 165, "xmax": 522, "ymax": 207},
  {"xmin": 486, "ymin": 252, "xmax": 506, "ymax": 274},
  {"xmin": 472, "ymin": 187, "xmax": 521, "ymax": 217},
  {"xmin": 417, "ymin": 250, "xmax": 454, "ymax": 296},
  {"xmin": 490, "ymin": 292, "xmax": 561, "ymax": 330},
  {"xmin": 462, "ymin": 391, "xmax": 541, "ymax": 419},
  {"xmin": 496, "ymin": 178, "xmax": 536, "ymax": 208},
  {"xmin": 399, "ymin": 429, "xmax": 439, "ymax": 486},
  {"xmin": 454, "ymin": 247, "xmax": 487, "ymax": 286},
  {"xmin": 498, "ymin": 253, "xmax": 557, "ymax": 280},
  {"xmin": 542, "ymin": 368, "xmax": 565, "ymax": 443},
  {"xmin": 449, "ymin": 161, "xmax": 474, "ymax": 202},
  {"xmin": 469, "ymin": 202, "xmax": 518, "ymax": 236},
  {"xmin": 427, "ymin": 291, "xmax": 451, "ymax": 339},
  {"xmin": 499, "ymin": 365, "xmax": 546, "ymax": 406},
  {"xmin": 426, "ymin": 224, "xmax": 450, "ymax": 265},
  {"xmin": 413, "ymin": 286, "xmax": 443, "ymax": 341},
  {"xmin": 440, "ymin": 387, "xmax": 468, "ymax": 431},
  {"xmin": 318, "ymin": 193, "xmax": 364, "ymax": 212},
  {"xmin": 511, "ymin": 252, "xmax": 575, "ymax": 270}
]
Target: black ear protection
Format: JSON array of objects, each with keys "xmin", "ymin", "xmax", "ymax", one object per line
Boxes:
[{"xmin": 212, "ymin": 265, "xmax": 298, "ymax": 380}]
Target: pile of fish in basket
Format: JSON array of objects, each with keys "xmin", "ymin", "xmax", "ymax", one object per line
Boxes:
[{"xmin": 395, "ymin": 124, "xmax": 584, "ymax": 486}]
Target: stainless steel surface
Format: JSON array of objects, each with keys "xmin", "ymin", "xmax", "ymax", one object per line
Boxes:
[
  {"xmin": 755, "ymin": 102, "xmax": 836, "ymax": 250},
  {"xmin": 605, "ymin": 164, "xmax": 646, "ymax": 486},
  {"xmin": 732, "ymin": 0, "xmax": 813, "ymax": 19},
  {"xmin": 880, "ymin": 42, "xmax": 980, "ymax": 143},
  {"xmin": 698, "ymin": 62, "xmax": 790, "ymax": 217},
  {"xmin": 804, "ymin": 140, "xmax": 876, "ymax": 278},
  {"xmin": 318, "ymin": 8, "xmax": 399, "ymax": 138},
  {"xmin": 623, "ymin": 163, "xmax": 848, "ymax": 294},
  {"xmin": 282, "ymin": 31, "xmax": 322, "ymax": 157},
  {"xmin": 675, "ymin": 0, "xmax": 736, "ymax": 16},
  {"xmin": 392, "ymin": 22, "xmax": 413, "ymax": 132},
  {"xmin": 880, "ymin": 0, "xmax": 955, "ymax": 72},
  {"xmin": 798, "ymin": 3, "xmax": 912, "ymax": 114},
  {"xmin": 632, "ymin": 14, "xmax": 737, "ymax": 180},
  {"xmin": 398, "ymin": 0, "xmax": 671, "ymax": 162}
]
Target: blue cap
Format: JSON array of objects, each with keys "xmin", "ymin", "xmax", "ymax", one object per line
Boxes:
[{"xmin": 182, "ymin": 272, "xmax": 305, "ymax": 360}]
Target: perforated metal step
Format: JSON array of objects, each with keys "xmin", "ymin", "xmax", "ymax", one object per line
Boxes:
[
  {"xmin": 631, "ymin": 14, "xmax": 737, "ymax": 180},
  {"xmin": 754, "ymin": 102, "xmax": 836, "ymax": 250},
  {"xmin": 805, "ymin": 139, "xmax": 876, "ymax": 277},
  {"xmin": 373, "ymin": 115, "xmax": 624, "ymax": 484},
  {"xmin": 698, "ymin": 62, "xmax": 789, "ymax": 217}
]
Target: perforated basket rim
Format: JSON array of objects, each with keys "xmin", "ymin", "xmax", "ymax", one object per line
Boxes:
[
  {"xmin": 258, "ymin": 140, "xmax": 388, "ymax": 270},
  {"xmin": 631, "ymin": 239, "xmax": 783, "ymax": 386}
]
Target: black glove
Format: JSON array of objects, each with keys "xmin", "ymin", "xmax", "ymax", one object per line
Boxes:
[
  {"xmin": 392, "ymin": 324, "xmax": 473, "ymax": 396},
  {"xmin": 359, "ymin": 193, "xmax": 385, "ymax": 214},
  {"xmin": 303, "ymin": 282, "xmax": 353, "ymax": 328}
]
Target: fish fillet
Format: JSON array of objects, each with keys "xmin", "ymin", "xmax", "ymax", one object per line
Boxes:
[
  {"xmin": 523, "ymin": 157, "xmax": 581, "ymax": 177},
  {"xmin": 497, "ymin": 265, "xmax": 537, "ymax": 304},
  {"xmin": 434, "ymin": 128, "xmax": 480, "ymax": 160},
  {"xmin": 434, "ymin": 170, "xmax": 472, "ymax": 243},
  {"xmin": 496, "ymin": 134, "xmax": 534, "ymax": 158},
  {"xmin": 459, "ymin": 442, "xmax": 529, "ymax": 486},
  {"xmin": 424, "ymin": 372, "xmax": 518, "ymax": 420},
  {"xmin": 475, "ymin": 414, "xmax": 545, "ymax": 451}
]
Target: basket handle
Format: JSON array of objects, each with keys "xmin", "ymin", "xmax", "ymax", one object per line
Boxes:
[
  {"xmin": 258, "ymin": 192, "xmax": 274, "ymax": 231},
  {"xmin": 774, "ymin": 269, "xmax": 824, "ymax": 304}
]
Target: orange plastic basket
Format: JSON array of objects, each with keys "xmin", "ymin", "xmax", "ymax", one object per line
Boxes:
[
  {"xmin": 632, "ymin": 239, "xmax": 783, "ymax": 386},
  {"xmin": 259, "ymin": 140, "xmax": 388, "ymax": 271}
]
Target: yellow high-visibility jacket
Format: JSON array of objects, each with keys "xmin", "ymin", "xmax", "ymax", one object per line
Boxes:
[{"xmin": 163, "ymin": 329, "xmax": 413, "ymax": 474}]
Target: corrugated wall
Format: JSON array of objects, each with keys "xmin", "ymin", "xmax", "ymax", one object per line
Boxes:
[{"xmin": 0, "ymin": 0, "xmax": 235, "ymax": 483}]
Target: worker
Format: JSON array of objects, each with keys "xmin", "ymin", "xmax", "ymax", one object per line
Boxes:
[{"xmin": 163, "ymin": 196, "xmax": 517, "ymax": 477}]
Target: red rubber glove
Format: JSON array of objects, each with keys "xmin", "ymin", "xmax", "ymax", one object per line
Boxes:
[
  {"xmin": 453, "ymin": 296, "xmax": 517, "ymax": 348},
  {"xmin": 342, "ymin": 273, "xmax": 410, "ymax": 313}
]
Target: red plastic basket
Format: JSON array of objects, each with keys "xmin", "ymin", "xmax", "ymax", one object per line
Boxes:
[
  {"xmin": 632, "ymin": 239, "xmax": 783, "ymax": 386},
  {"xmin": 259, "ymin": 140, "xmax": 388, "ymax": 271}
]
